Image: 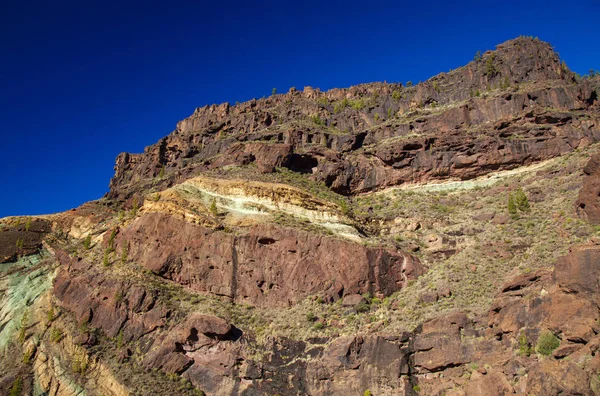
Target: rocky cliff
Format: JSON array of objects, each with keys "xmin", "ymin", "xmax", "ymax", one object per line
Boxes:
[{"xmin": 1, "ymin": 36, "xmax": 600, "ymax": 395}]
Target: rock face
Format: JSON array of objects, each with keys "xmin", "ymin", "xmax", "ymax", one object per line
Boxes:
[
  {"xmin": 3, "ymin": 36, "xmax": 600, "ymax": 396},
  {"xmin": 47, "ymin": 240, "xmax": 600, "ymax": 395},
  {"xmin": 577, "ymin": 153, "xmax": 600, "ymax": 223},
  {"xmin": 53, "ymin": 249, "xmax": 171, "ymax": 342},
  {"xmin": 118, "ymin": 212, "xmax": 424, "ymax": 307},
  {"xmin": 106, "ymin": 37, "xmax": 599, "ymax": 202},
  {"xmin": 0, "ymin": 218, "xmax": 51, "ymax": 263}
]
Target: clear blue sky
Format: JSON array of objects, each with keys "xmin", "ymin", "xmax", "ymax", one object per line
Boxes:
[{"xmin": 1, "ymin": 0, "xmax": 599, "ymax": 217}]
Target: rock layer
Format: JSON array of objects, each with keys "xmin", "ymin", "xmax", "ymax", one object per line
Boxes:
[{"xmin": 118, "ymin": 212, "xmax": 423, "ymax": 307}]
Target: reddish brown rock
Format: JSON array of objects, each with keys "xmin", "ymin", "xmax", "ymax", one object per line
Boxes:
[
  {"xmin": 341, "ymin": 294, "xmax": 366, "ymax": 307},
  {"xmin": 576, "ymin": 153, "xmax": 600, "ymax": 223},
  {"xmin": 490, "ymin": 245, "xmax": 600, "ymax": 344},
  {"xmin": 526, "ymin": 360, "xmax": 590, "ymax": 395},
  {"xmin": 306, "ymin": 335, "xmax": 411, "ymax": 394},
  {"xmin": 412, "ymin": 313, "xmax": 470, "ymax": 372},
  {"xmin": 119, "ymin": 212, "xmax": 424, "ymax": 307},
  {"xmin": 106, "ymin": 38, "xmax": 600, "ymax": 201},
  {"xmin": 463, "ymin": 370, "xmax": 513, "ymax": 396},
  {"xmin": 143, "ymin": 313, "xmax": 240, "ymax": 380},
  {"xmin": 53, "ymin": 250, "xmax": 170, "ymax": 341},
  {"xmin": 554, "ymin": 244, "xmax": 600, "ymax": 304}
]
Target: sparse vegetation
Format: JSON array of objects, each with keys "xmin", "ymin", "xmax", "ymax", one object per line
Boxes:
[
  {"xmin": 50, "ymin": 327, "xmax": 64, "ymax": 343},
  {"xmin": 9, "ymin": 377, "xmax": 22, "ymax": 396},
  {"xmin": 117, "ymin": 329, "xmax": 125, "ymax": 348},
  {"xmin": 23, "ymin": 347, "xmax": 34, "ymax": 364},
  {"xmin": 350, "ymin": 99, "xmax": 365, "ymax": 110},
  {"xmin": 514, "ymin": 187, "xmax": 530, "ymax": 212},
  {"xmin": 535, "ymin": 330, "xmax": 560, "ymax": 356},
  {"xmin": 517, "ymin": 331, "xmax": 532, "ymax": 357},
  {"xmin": 334, "ymin": 98, "xmax": 350, "ymax": 113},
  {"xmin": 121, "ymin": 242, "xmax": 129, "ymax": 264},
  {"xmin": 103, "ymin": 248, "xmax": 111, "ymax": 267},
  {"xmin": 508, "ymin": 193, "xmax": 518, "ymax": 218},
  {"xmin": 108, "ymin": 228, "xmax": 117, "ymax": 252},
  {"xmin": 115, "ymin": 291, "xmax": 124, "ymax": 303},
  {"xmin": 130, "ymin": 198, "xmax": 139, "ymax": 217},
  {"xmin": 310, "ymin": 114, "xmax": 325, "ymax": 126},
  {"xmin": 209, "ymin": 198, "xmax": 219, "ymax": 216},
  {"xmin": 83, "ymin": 234, "xmax": 92, "ymax": 250},
  {"xmin": 18, "ymin": 311, "xmax": 28, "ymax": 343},
  {"xmin": 485, "ymin": 54, "xmax": 498, "ymax": 77},
  {"xmin": 47, "ymin": 306, "xmax": 56, "ymax": 324}
]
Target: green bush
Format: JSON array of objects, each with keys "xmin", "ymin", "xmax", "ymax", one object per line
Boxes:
[
  {"xmin": 310, "ymin": 114, "xmax": 325, "ymax": 126},
  {"xmin": 209, "ymin": 198, "xmax": 219, "ymax": 216},
  {"xmin": 312, "ymin": 322, "xmax": 324, "ymax": 330},
  {"xmin": 9, "ymin": 377, "xmax": 22, "ymax": 396},
  {"xmin": 356, "ymin": 301, "xmax": 370, "ymax": 313},
  {"xmin": 536, "ymin": 330, "xmax": 560, "ymax": 356},
  {"xmin": 50, "ymin": 328, "xmax": 63, "ymax": 343},
  {"xmin": 517, "ymin": 331, "xmax": 532, "ymax": 357},
  {"xmin": 392, "ymin": 90, "xmax": 403, "ymax": 100},
  {"xmin": 121, "ymin": 243, "xmax": 129, "ymax": 264},
  {"xmin": 103, "ymin": 249, "xmax": 110, "ymax": 267},
  {"xmin": 508, "ymin": 193, "xmax": 518, "ymax": 218},
  {"xmin": 485, "ymin": 54, "xmax": 497, "ymax": 77},
  {"xmin": 130, "ymin": 198, "xmax": 139, "ymax": 217},
  {"xmin": 334, "ymin": 98, "xmax": 350, "ymax": 113},
  {"xmin": 350, "ymin": 99, "xmax": 365, "ymax": 110},
  {"xmin": 117, "ymin": 330, "xmax": 124, "ymax": 348},
  {"xmin": 83, "ymin": 234, "xmax": 92, "ymax": 250},
  {"xmin": 47, "ymin": 306, "xmax": 56, "ymax": 324},
  {"xmin": 18, "ymin": 311, "xmax": 28, "ymax": 343},
  {"xmin": 514, "ymin": 187, "xmax": 530, "ymax": 212}
]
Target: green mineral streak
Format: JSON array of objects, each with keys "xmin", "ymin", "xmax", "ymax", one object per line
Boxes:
[{"xmin": 0, "ymin": 251, "xmax": 56, "ymax": 348}]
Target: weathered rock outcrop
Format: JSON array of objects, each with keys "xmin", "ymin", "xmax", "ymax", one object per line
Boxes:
[
  {"xmin": 53, "ymin": 249, "xmax": 171, "ymax": 342},
  {"xmin": 577, "ymin": 152, "xmax": 600, "ymax": 223},
  {"xmin": 4, "ymin": 36, "xmax": 600, "ymax": 396},
  {"xmin": 106, "ymin": 37, "xmax": 599, "ymax": 201},
  {"xmin": 118, "ymin": 212, "xmax": 423, "ymax": 307},
  {"xmin": 0, "ymin": 218, "xmax": 51, "ymax": 263}
]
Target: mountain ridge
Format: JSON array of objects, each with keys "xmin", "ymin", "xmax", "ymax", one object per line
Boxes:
[{"xmin": 1, "ymin": 36, "xmax": 600, "ymax": 395}]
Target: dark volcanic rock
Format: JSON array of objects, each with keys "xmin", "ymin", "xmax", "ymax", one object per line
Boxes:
[{"xmin": 0, "ymin": 219, "xmax": 51, "ymax": 263}]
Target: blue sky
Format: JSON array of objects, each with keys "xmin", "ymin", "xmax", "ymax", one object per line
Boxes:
[{"xmin": 1, "ymin": 0, "xmax": 599, "ymax": 217}]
